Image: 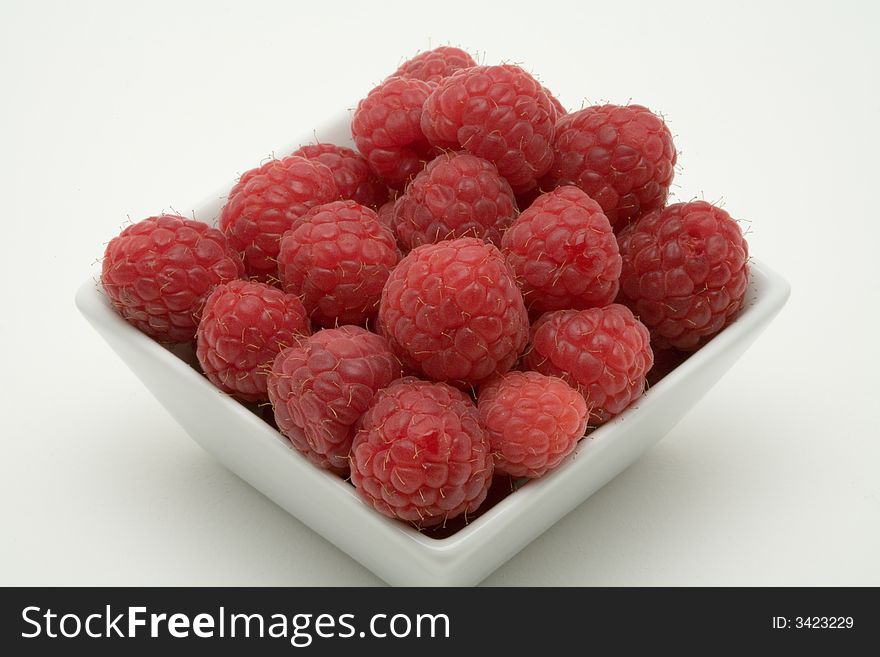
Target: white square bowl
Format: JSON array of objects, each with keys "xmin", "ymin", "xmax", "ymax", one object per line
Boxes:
[{"xmin": 75, "ymin": 114, "xmax": 791, "ymax": 586}]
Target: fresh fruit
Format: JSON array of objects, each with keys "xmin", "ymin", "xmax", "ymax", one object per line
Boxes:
[
  {"xmin": 502, "ymin": 185, "xmax": 620, "ymax": 314},
  {"xmin": 376, "ymin": 199, "xmax": 397, "ymax": 230},
  {"xmin": 196, "ymin": 280, "xmax": 310, "ymax": 401},
  {"xmin": 617, "ymin": 201, "xmax": 749, "ymax": 350},
  {"xmin": 544, "ymin": 85, "xmax": 567, "ymax": 116},
  {"xmin": 391, "ymin": 46, "xmax": 476, "ymax": 83},
  {"xmin": 524, "ymin": 305, "xmax": 653, "ymax": 424},
  {"xmin": 94, "ymin": 45, "xmax": 768, "ymax": 537},
  {"xmin": 277, "ymin": 200, "xmax": 400, "ymax": 328},
  {"xmin": 351, "ymin": 77, "xmax": 436, "ymax": 190},
  {"xmin": 378, "ymin": 237, "xmax": 529, "ymax": 388},
  {"xmin": 420, "ymin": 65, "xmax": 558, "ymax": 194},
  {"xmin": 292, "ymin": 142, "xmax": 389, "ymax": 209},
  {"xmin": 393, "ymin": 151, "xmax": 517, "ymax": 250},
  {"xmin": 268, "ymin": 326, "xmax": 403, "ymax": 473},
  {"xmin": 218, "ymin": 155, "xmax": 338, "ymax": 281},
  {"xmin": 350, "ymin": 377, "xmax": 493, "ymax": 527},
  {"xmin": 101, "ymin": 215, "xmax": 244, "ymax": 343},
  {"xmin": 478, "ymin": 371, "xmax": 588, "ymax": 478},
  {"xmin": 544, "ymin": 104, "xmax": 676, "ymax": 229}
]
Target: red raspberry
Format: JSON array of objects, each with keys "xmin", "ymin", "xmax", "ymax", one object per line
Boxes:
[
  {"xmin": 101, "ymin": 215, "xmax": 244, "ymax": 343},
  {"xmin": 218, "ymin": 155, "xmax": 338, "ymax": 281},
  {"xmin": 196, "ymin": 280, "xmax": 310, "ymax": 401},
  {"xmin": 543, "ymin": 85, "xmax": 567, "ymax": 116},
  {"xmin": 291, "ymin": 142, "xmax": 389, "ymax": 210},
  {"xmin": 350, "ymin": 377, "xmax": 493, "ymax": 527},
  {"xmin": 617, "ymin": 201, "xmax": 749, "ymax": 350},
  {"xmin": 502, "ymin": 185, "xmax": 621, "ymax": 314},
  {"xmin": 478, "ymin": 371, "xmax": 588, "ymax": 478},
  {"xmin": 420, "ymin": 65, "xmax": 557, "ymax": 195},
  {"xmin": 393, "ymin": 151, "xmax": 517, "ymax": 250},
  {"xmin": 351, "ymin": 77, "xmax": 436, "ymax": 190},
  {"xmin": 278, "ymin": 200, "xmax": 400, "ymax": 327},
  {"xmin": 545, "ymin": 104, "xmax": 676, "ymax": 229},
  {"xmin": 524, "ymin": 305, "xmax": 653, "ymax": 425},
  {"xmin": 267, "ymin": 326, "xmax": 403, "ymax": 473},
  {"xmin": 378, "ymin": 237, "xmax": 529, "ymax": 387},
  {"xmin": 391, "ymin": 46, "xmax": 476, "ymax": 83},
  {"xmin": 377, "ymin": 199, "xmax": 397, "ymax": 230}
]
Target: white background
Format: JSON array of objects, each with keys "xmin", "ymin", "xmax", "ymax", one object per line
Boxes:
[{"xmin": 2, "ymin": 0, "xmax": 878, "ymax": 586}]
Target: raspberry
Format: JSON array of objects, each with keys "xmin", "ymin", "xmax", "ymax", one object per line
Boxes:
[
  {"xmin": 196, "ymin": 280, "xmax": 310, "ymax": 401},
  {"xmin": 524, "ymin": 305, "xmax": 653, "ymax": 424},
  {"xmin": 278, "ymin": 200, "xmax": 400, "ymax": 327},
  {"xmin": 352, "ymin": 77, "xmax": 436, "ymax": 190},
  {"xmin": 420, "ymin": 65, "xmax": 558, "ymax": 194},
  {"xmin": 393, "ymin": 151, "xmax": 517, "ymax": 250},
  {"xmin": 376, "ymin": 199, "xmax": 397, "ymax": 230},
  {"xmin": 291, "ymin": 142, "xmax": 389, "ymax": 210},
  {"xmin": 478, "ymin": 371, "xmax": 587, "ymax": 478},
  {"xmin": 545, "ymin": 104, "xmax": 676, "ymax": 229},
  {"xmin": 502, "ymin": 185, "xmax": 621, "ymax": 314},
  {"xmin": 267, "ymin": 326, "xmax": 403, "ymax": 473},
  {"xmin": 101, "ymin": 215, "xmax": 244, "ymax": 343},
  {"xmin": 391, "ymin": 46, "xmax": 476, "ymax": 83},
  {"xmin": 350, "ymin": 378, "xmax": 493, "ymax": 527},
  {"xmin": 617, "ymin": 201, "xmax": 749, "ymax": 350},
  {"xmin": 543, "ymin": 85, "xmax": 567, "ymax": 116},
  {"xmin": 219, "ymin": 156, "xmax": 338, "ymax": 281},
  {"xmin": 378, "ymin": 237, "xmax": 529, "ymax": 387}
]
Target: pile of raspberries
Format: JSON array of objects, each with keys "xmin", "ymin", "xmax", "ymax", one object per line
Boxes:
[{"xmin": 100, "ymin": 46, "xmax": 749, "ymax": 531}]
